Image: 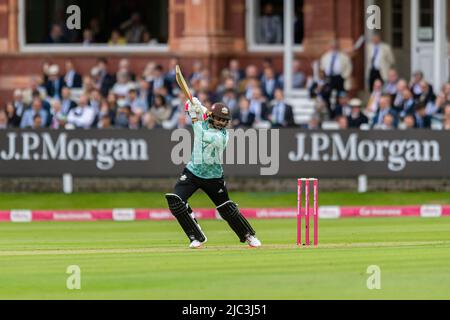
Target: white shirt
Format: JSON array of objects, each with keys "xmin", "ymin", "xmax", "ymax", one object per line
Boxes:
[{"xmin": 67, "ymin": 105, "xmax": 96, "ymax": 129}]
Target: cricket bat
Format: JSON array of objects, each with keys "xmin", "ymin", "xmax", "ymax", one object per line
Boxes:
[{"xmin": 175, "ymin": 65, "xmax": 193, "ymax": 103}]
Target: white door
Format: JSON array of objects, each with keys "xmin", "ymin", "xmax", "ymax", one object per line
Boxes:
[{"xmin": 411, "ymin": 0, "xmax": 435, "ymax": 83}]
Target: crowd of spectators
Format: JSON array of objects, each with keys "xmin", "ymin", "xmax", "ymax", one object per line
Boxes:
[
  {"xmin": 0, "ymin": 57, "xmax": 306, "ymax": 130},
  {"xmin": 1, "ymin": 34, "xmax": 450, "ymax": 131},
  {"xmin": 309, "ymin": 33, "xmax": 450, "ymax": 130},
  {"xmin": 46, "ymin": 12, "xmax": 160, "ymax": 46}
]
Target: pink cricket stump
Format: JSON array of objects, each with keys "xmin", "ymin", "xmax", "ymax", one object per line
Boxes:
[
  {"xmin": 313, "ymin": 179, "xmax": 319, "ymax": 246},
  {"xmin": 297, "ymin": 179, "xmax": 302, "ymax": 246},
  {"xmin": 305, "ymin": 179, "xmax": 310, "ymax": 246}
]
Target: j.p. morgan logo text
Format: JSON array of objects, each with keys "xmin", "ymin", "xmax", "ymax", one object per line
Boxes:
[
  {"xmin": 288, "ymin": 133, "xmax": 441, "ymax": 172},
  {"xmin": 0, "ymin": 132, "xmax": 149, "ymax": 170}
]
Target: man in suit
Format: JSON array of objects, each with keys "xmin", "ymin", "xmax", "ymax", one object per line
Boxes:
[
  {"xmin": 64, "ymin": 60, "xmax": 82, "ymax": 89},
  {"xmin": 20, "ymin": 97, "xmax": 49, "ymax": 128},
  {"xmin": 151, "ymin": 65, "xmax": 172, "ymax": 97},
  {"xmin": 269, "ymin": 88, "xmax": 295, "ymax": 128},
  {"xmin": 12, "ymin": 89, "xmax": 26, "ymax": 119},
  {"xmin": 232, "ymin": 96, "xmax": 255, "ymax": 128},
  {"xmin": 414, "ymin": 103, "xmax": 432, "ymax": 129},
  {"xmin": 372, "ymin": 94, "xmax": 398, "ymax": 128},
  {"xmin": 45, "ymin": 65, "xmax": 65, "ymax": 100},
  {"xmin": 95, "ymin": 58, "xmax": 116, "ymax": 98},
  {"xmin": 249, "ymin": 87, "xmax": 269, "ymax": 123},
  {"xmin": 261, "ymin": 67, "xmax": 281, "ymax": 101},
  {"xmin": 258, "ymin": 3, "xmax": 282, "ymax": 44},
  {"xmin": 320, "ymin": 40, "xmax": 353, "ymax": 93},
  {"xmin": 366, "ymin": 33, "xmax": 395, "ymax": 91},
  {"xmin": 60, "ymin": 87, "xmax": 77, "ymax": 115}
]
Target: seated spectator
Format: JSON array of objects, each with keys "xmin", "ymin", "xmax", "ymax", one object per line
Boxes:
[
  {"xmin": 261, "ymin": 67, "xmax": 281, "ymax": 100},
  {"xmin": 142, "ymin": 112, "xmax": 158, "ymax": 129},
  {"xmin": 142, "ymin": 62, "xmax": 156, "ymax": 81},
  {"xmin": 98, "ymin": 100, "xmax": 116, "ymax": 127},
  {"xmin": 232, "ymin": 97, "xmax": 255, "ymax": 129},
  {"xmin": 137, "ymin": 78, "xmax": 152, "ymax": 111},
  {"xmin": 333, "ymin": 91, "xmax": 351, "ymax": 119},
  {"xmin": 23, "ymin": 76, "xmax": 47, "ymax": 104},
  {"xmin": 336, "ymin": 116, "xmax": 349, "ymax": 130},
  {"xmin": 347, "ymin": 98, "xmax": 368, "ymax": 129},
  {"xmin": 374, "ymin": 112, "xmax": 395, "ymax": 130},
  {"xmin": 307, "ymin": 115, "xmax": 321, "ymax": 130},
  {"xmin": 115, "ymin": 102, "xmax": 131, "ymax": 128},
  {"xmin": 120, "ymin": 13, "xmax": 146, "ymax": 44},
  {"xmin": 226, "ymin": 59, "xmax": 245, "ymax": 84},
  {"xmin": 243, "ymin": 77, "xmax": 261, "ymax": 101},
  {"xmin": 128, "ymin": 112, "xmax": 142, "ymax": 129},
  {"xmin": 12, "ymin": 89, "xmax": 26, "ymax": 119},
  {"xmin": 6, "ymin": 102, "xmax": 21, "ymax": 127},
  {"xmin": 189, "ymin": 60, "xmax": 204, "ymax": 83},
  {"xmin": 112, "ymin": 70, "xmax": 132, "ymax": 97},
  {"xmin": 279, "ymin": 59, "xmax": 306, "ymax": 89},
  {"xmin": 98, "ymin": 114, "xmax": 113, "ymax": 129},
  {"xmin": 175, "ymin": 112, "xmax": 190, "ymax": 129},
  {"xmin": 108, "ymin": 30, "xmax": 127, "ymax": 45},
  {"xmin": 413, "ymin": 103, "xmax": 432, "ymax": 129},
  {"xmin": 118, "ymin": 58, "xmax": 136, "ymax": 81},
  {"xmin": 150, "ymin": 94, "xmax": 172, "ymax": 126},
  {"xmin": 392, "ymin": 79, "xmax": 408, "ymax": 109},
  {"xmin": 32, "ymin": 90, "xmax": 51, "ymax": 114},
  {"xmin": 46, "ymin": 24, "xmax": 67, "ymax": 43},
  {"xmin": 89, "ymin": 89, "xmax": 103, "ymax": 114},
  {"xmin": 309, "ymin": 69, "xmax": 332, "ymax": 108},
  {"xmin": 0, "ymin": 110, "xmax": 8, "ymax": 129},
  {"xmin": 49, "ymin": 99, "xmax": 67, "ymax": 129},
  {"xmin": 82, "ymin": 29, "xmax": 94, "ymax": 45},
  {"xmin": 128, "ymin": 88, "xmax": 147, "ymax": 116},
  {"xmin": 221, "ymin": 89, "xmax": 238, "ymax": 115},
  {"xmin": 398, "ymin": 88, "xmax": 416, "ymax": 117},
  {"xmin": 63, "ymin": 60, "xmax": 82, "ymax": 89},
  {"xmin": 366, "ymin": 79, "xmax": 384, "ymax": 116},
  {"xmin": 216, "ymin": 77, "xmax": 237, "ymax": 101},
  {"xmin": 383, "ymin": 68, "xmax": 399, "ymax": 97},
  {"xmin": 372, "ymin": 94, "xmax": 397, "ymax": 128},
  {"xmin": 32, "ymin": 114, "xmax": 43, "ymax": 129},
  {"xmin": 238, "ymin": 64, "xmax": 259, "ymax": 95},
  {"xmin": 94, "ymin": 58, "xmax": 116, "ymax": 97},
  {"xmin": 150, "ymin": 65, "xmax": 171, "ymax": 96},
  {"xmin": 417, "ymin": 80, "xmax": 435, "ymax": 105},
  {"xmin": 45, "ymin": 64, "xmax": 64, "ymax": 100},
  {"xmin": 67, "ymin": 94, "xmax": 96, "ymax": 129},
  {"xmin": 444, "ymin": 104, "xmax": 450, "ymax": 130},
  {"xmin": 269, "ymin": 88, "xmax": 295, "ymax": 128},
  {"xmin": 410, "ymin": 71, "xmax": 425, "ymax": 99},
  {"xmin": 249, "ymin": 87, "xmax": 269, "ymax": 123},
  {"xmin": 20, "ymin": 97, "xmax": 48, "ymax": 128},
  {"xmin": 165, "ymin": 57, "xmax": 180, "ymax": 92},
  {"xmin": 60, "ymin": 87, "xmax": 77, "ymax": 115},
  {"xmin": 89, "ymin": 17, "xmax": 106, "ymax": 43},
  {"xmin": 141, "ymin": 30, "xmax": 159, "ymax": 44},
  {"xmin": 399, "ymin": 114, "xmax": 416, "ymax": 130},
  {"xmin": 83, "ymin": 74, "xmax": 95, "ymax": 93}
]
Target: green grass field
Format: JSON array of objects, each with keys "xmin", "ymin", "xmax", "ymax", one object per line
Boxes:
[{"xmin": 0, "ymin": 192, "xmax": 449, "ymax": 300}]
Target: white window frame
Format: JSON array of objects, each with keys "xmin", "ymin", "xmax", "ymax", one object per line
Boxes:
[
  {"xmin": 18, "ymin": 0, "xmax": 169, "ymax": 54},
  {"xmin": 245, "ymin": 0, "xmax": 304, "ymax": 52}
]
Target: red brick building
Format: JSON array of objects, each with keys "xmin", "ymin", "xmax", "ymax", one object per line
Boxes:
[{"xmin": 0, "ymin": 0, "xmax": 448, "ymax": 104}]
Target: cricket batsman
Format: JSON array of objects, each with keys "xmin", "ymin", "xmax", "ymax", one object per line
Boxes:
[{"xmin": 165, "ymin": 97, "xmax": 262, "ymax": 249}]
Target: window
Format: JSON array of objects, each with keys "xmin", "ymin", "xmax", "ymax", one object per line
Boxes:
[
  {"xmin": 246, "ymin": 0, "xmax": 304, "ymax": 52},
  {"xmin": 418, "ymin": 0, "xmax": 434, "ymax": 41},
  {"xmin": 391, "ymin": 0, "xmax": 403, "ymax": 48},
  {"xmin": 19, "ymin": 0, "xmax": 169, "ymax": 52}
]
